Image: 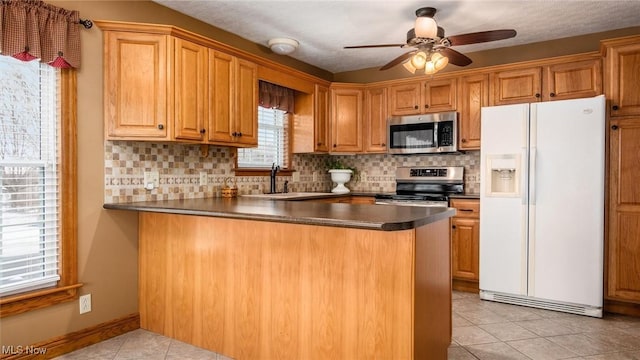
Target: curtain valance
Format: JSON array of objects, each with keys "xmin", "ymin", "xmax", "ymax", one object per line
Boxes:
[
  {"xmin": 259, "ymin": 80, "xmax": 295, "ymax": 113},
  {"xmin": 0, "ymin": 0, "xmax": 81, "ymax": 68}
]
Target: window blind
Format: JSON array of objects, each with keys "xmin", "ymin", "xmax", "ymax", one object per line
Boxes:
[
  {"xmin": 0, "ymin": 55, "xmax": 61, "ymax": 296},
  {"xmin": 237, "ymin": 106, "xmax": 289, "ymax": 168}
]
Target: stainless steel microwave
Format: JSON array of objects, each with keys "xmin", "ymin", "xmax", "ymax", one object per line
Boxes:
[{"xmin": 387, "ymin": 112, "xmax": 458, "ymax": 154}]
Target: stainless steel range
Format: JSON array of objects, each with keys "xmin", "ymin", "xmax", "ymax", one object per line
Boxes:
[{"xmin": 375, "ymin": 166, "xmax": 464, "ymax": 207}]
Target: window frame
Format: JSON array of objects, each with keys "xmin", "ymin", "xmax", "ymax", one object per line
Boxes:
[
  {"xmin": 0, "ymin": 68, "xmax": 80, "ymax": 317},
  {"xmin": 234, "ymin": 106, "xmax": 294, "ymax": 177}
]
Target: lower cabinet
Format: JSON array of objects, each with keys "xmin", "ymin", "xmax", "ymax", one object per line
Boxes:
[{"xmin": 450, "ymin": 198, "xmax": 480, "ymax": 293}]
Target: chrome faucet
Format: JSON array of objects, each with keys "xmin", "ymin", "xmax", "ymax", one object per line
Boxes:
[{"xmin": 270, "ymin": 163, "xmax": 280, "ymax": 194}]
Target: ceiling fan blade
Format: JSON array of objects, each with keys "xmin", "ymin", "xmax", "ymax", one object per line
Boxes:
[
  {"xmin": 447, "ymin": 29, "xmax": 517, "ymax": 46},
  {"xmin": 344, "ymin": 44, "xmax": 405, "ymax": 49},
  {"xmin": 440, "ymin": 48, "xmax": 472, "ymax": 67},
  {"xmin": 380, "ymin": 50, "xmax": 417, "ymax": 71}
]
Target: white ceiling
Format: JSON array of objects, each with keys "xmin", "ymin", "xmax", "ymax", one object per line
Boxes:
[{"xmin": 153, "ymin": 0, "xmax": 640, "ymax": 74}]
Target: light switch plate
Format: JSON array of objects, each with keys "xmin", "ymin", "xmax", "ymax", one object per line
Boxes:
[
  {"xmin": 143, "ymin": 171, "xmax": 159, "ymax": 189},
  {"xmin": 292, "ymin": 171, "xmax": 300, "ymax": 182},
  {"xmin": 199, "ymin": 171, "xmax": 207, "ymax": 186}
]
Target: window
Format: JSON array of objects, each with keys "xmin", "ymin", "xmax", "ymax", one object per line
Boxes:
[
  {"xmin": 0, "ymin": 55, "xmax": 79, "ymax": 317},
  {"xmin": 237, "ymin": 106, "xmax": 290, "ymax": 169}
]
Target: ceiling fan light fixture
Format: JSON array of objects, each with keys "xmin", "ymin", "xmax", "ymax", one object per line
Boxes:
[
  {"xmin": 410, "ymin": 51, "xmax": 427, "ymax": 69},
  {"xmin": 403, "ymin": 60, "xmax": 417, "ymax": 74},
  {"xmin": 431, "ymin": 52, "xmax": 449, "ymax": 71},
  {"xmin": 414, "ymin": 17, "xmax": 437, "ymax": 38},
  {"xmin": 268, "ymin": 38, "xmax": 299, "ymax": 55}
]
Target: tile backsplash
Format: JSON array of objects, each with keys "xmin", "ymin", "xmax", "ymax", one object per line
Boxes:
[{"xmin": 104, "ymin": 141, "xmax": 480, "ymax": 203}]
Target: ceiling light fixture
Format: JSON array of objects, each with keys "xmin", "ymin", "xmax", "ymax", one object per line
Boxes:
[
  {"xmin": 403, "ymin": 51, "xmax": 449, "ymax": 75},
  {"xmin": 268, "ymin": 38, "xmax": 299, "ymax": 55},
  {"xmin": 414, "ymin": 16, "xmax": 438, "ymax": 38}
]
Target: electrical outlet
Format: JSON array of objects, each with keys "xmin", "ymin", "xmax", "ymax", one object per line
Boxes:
[
  {"xmin": 360, "ymin": 171, "xmax": 367, "ymax": 182},
  {"xmin": 199, "ymin": 171, "xmax": 207, "ymax": 186},
  {"xmin": 79, "ymin": 294, "xmax": 92, "ymax": 314},
  {"xmin": 312, "ymin": 171, "xmax": 318, "ymax": 182},
  {"xmin": 292, "ymin": 171, "xmax": 300, "ymax": 182},
  {"xmin": 143, "ymin": 171, "xmax": 159, "ymax": 190}
]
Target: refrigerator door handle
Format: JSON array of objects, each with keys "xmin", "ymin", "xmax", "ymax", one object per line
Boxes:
[
  {"xmin": 530, "ymin": 147, "xmax": 537, "ymax": 206},
  {"xmin": 521, "ymin": 147, "xmax": 528, "ymax": 205}
]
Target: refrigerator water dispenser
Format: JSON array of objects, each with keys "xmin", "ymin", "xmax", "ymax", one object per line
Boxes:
[{"xmin": 485, "ymin": 155, "xmax": 520, "ymax": 196}]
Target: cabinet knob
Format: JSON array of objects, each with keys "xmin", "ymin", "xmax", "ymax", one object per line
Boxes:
[
  {"xmin": 550, "ymin": 92, "xmax": 556, "ymax": 97},
  {"xmin": 333, "ymin": 144, "xmax": 337, "ymax": 148},
  {"xmin": 200, "ymin": 129, "xmax": 206, "ymax": 134},
  {"xmin": 414, "ymin": 105, "xmax": 419, "ymax": 109},
  {"xmin": 461, "ymin": 138, "xmax": 467, "ymax": 143},
  {"xmin": 317, "ymin": 142, "xmax": 322, "ymax": 146},
  {"xmin": 535, "ymin": 93, "xmax": 541, "ymax": 98},
  {"xmin": 425, "ymin": 104, "xmax": 430, "ymax": 109},
  {"xmin": 612, "ymin": 125, "xmax": 619, "ymax": 130},
  {"xmin": 381, "ymin": 143, "xmax": 386, "ymax": 147},
  {"xmin": 237, "ymin": 132, "xmax": 242, "ymax": 137},
  {"xmin": 232, "ymin": 132, "xmax": 238, "ymax": 137},
  {"xmin": 158, "ymin": 124, "xmax": 164, "ymax": 130},
  {"xmin": 452, "ymin": 225, "xmax": 456, "ymax": 229},
  {"xmin": 612, "ymin": 105, "xmax": 619, "ymax": 111}
]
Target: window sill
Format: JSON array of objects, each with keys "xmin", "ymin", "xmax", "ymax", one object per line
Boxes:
[
  {"xmin": 0, "ymin": 283, "xmax": 83, "ymax": 318},
  {"xmin": 234, "ymin": 168, "xmax": 296, "ymax": 177}
]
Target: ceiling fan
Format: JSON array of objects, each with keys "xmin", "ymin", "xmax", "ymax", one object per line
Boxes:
[{"xmin": 344, "ymin": 7, "xmax": 516, "ymax": 73}]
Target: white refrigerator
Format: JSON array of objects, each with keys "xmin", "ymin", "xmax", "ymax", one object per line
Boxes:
[{"xmin": 479, "ymin": 95, "xmax": 605, "ymax": 317}]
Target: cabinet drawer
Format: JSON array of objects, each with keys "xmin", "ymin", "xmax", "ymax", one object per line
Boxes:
[{"xmin": 450, "ymin": 199, "xmax": 479, "ymax": 218}]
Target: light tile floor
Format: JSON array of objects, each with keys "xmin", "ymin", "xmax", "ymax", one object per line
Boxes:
[{"xmin": 55, "ymin": 291, "xmax": 640, "ymax": 360}]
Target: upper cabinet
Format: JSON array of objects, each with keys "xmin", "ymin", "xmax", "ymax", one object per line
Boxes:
[
  {"xmin": 389, "ymin": 79, "xmax": 456, "ymax": 115},
  {"xmin": 207, "ymin": 51, "xmax": 258, "ymax": 147},
  {"xmin": 602, "ymin": 38, "xmax": 640, "ymax": 117},
  {"xmin": 458, "ymin": 73, "xmax": 489, "ymax": 150},
  {"xmin": 542, "ymin": 59, "xmax": 602, "ymax": 101},
  {"xmin": 99, "ymin": 21, "xmax": 258, "ymax": 147},
  {"xmin": 364, "ymin": 86, "xmax": 388, "ymax": 153},
  {"xmin": 315, "ymin": 85, "xmax": 331, "ymax": 152},
  {"xmin": 104, "ymin": 32, "xmax": 170, "ymax": 140},
  {"xmin": 490, "ymin": 67, "xmax": 543, "ymax": 105},
  {"xmin": 173, "ymin": 38, "xmax": 208, "ymax": 142},
  {"xmin": 330, "ymin": 85, "xmax": 364, "ymax": 152},
  {"xmin": 490, "ymin": 57, "xmax": 602, "ymax": 106},
  {"xmin": 292, "ymin": 84, "xmax": 330, "ymax": 154}
]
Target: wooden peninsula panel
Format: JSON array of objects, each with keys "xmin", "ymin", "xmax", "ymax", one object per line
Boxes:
[{"xmin": 138, "ymin": 212, "xmax": 451, "ymax": 359}]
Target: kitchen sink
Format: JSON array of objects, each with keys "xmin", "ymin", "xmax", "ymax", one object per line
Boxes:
[{"xmin": 241, "ymin": 192, "xmax": 335, "ymax": 200}]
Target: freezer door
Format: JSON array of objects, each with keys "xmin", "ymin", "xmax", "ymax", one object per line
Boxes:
[
  {"xmin": 479, "ymin": 103, "xmax": 529, "ymax": 296},
  {"xmin": 528, "ymin": 95, "xmax": 605, "ymax": 307}
]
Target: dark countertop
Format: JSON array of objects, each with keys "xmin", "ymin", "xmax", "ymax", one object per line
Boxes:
[{"xmin": 104, "ymin": 197, "xmax": 456, "ymax": 231}]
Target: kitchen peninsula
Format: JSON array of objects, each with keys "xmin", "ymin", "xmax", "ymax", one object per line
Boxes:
[{"xmin": 104, "ymin": 197, "xmax": 455, "ymax": 359}]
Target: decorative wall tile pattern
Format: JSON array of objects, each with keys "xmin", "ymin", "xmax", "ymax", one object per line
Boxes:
[{"xmin": 104, "ymin": 141, "xmax": 480, "ymax": 204}]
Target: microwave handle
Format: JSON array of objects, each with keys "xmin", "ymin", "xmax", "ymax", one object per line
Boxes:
[{"xmin": 433, "ymin": 121, "xmax": 439, "ymax": 148}]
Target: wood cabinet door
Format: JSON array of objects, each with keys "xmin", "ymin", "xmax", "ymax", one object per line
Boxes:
[
  {"xmin": 331, "ymin": 87, "xmax": 363, "ymax": 152},
  {"xmin": 389, "ymin": 82, "xmax": 422, "ymax": 115},
  {"xmin": 104, "ymin": 32, "xmax": 169, "ymax": 139},
  {"xmin": 490, "ymin": 67, "xmax": 542, "ymax": 105},
  {"xmin": 234, "ymin": 58, "xmax": 258, "ymax": 146},
  {"xmin": 543, "ymin": 59, "xmax": 602, "ymax": 101},
  {"xmin": 458, "ymin": 74, "xmax": 489, "ymax": 150},
  {"xmin": 424, "ymin": 78, "xmax": 457, "ymax": 113},
  {"xmin": 173, "ymin": 38, "xmax": 207, "ymax": 141},
  {"xmin": 606, "ymin": 43, "xmax": 640, "ymax": 117},
  {"xmin": 451, "ymin": 217, "xmax": 480, "ymax": 281},
  {"xmin": 314, "ymin": 84, "xmax": 330, "ymax": 152},
  {"xmin": 607, "ymin": 118, "xmax": 640, "ymax": 303},
  {"xmin": 207, "ymin": 50, "xmax": 235, "ymax": 143},
  {"xmin": 364, "ymin": 86, "xmax": 388, "ymax": 153}
]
